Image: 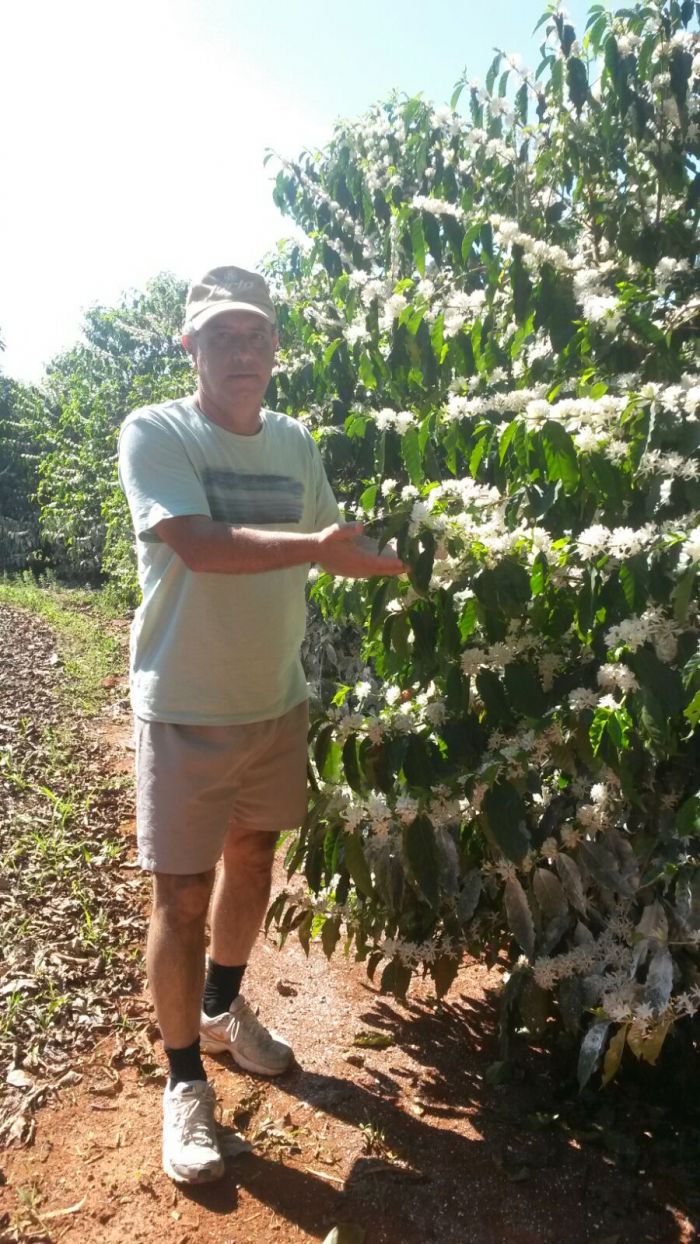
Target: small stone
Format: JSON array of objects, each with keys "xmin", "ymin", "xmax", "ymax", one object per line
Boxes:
[{"xmin": 344, "ymin": 1052, "xmax": 365, "ymax": 1068}]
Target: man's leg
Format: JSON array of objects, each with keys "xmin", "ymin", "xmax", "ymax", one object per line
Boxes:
[
  {"xmin": 200, "ymin": 828, "xmax": 293, "ymax": 1075},
  {"xmin": 148, "ymin": 870, "xmax": 215, "ymax": 1050},
  {"xmin": 147, "ymin": 869, "xmax": 224, "ymax": 1184},
  {"xmin": 208, "ymin": 828, "xmax": 278, "ymax": 966}
]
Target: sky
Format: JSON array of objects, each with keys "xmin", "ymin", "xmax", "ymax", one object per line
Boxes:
[{"xmin": 0, "ymin": 0, "xmax": 591, "ymax": 382}]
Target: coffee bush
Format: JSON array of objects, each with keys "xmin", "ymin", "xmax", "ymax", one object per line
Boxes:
[{"xmin": 264, "ymin": 1, "xmax": 700, "ymax": 1087}]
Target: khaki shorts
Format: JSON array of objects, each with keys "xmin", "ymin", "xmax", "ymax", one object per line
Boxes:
[{"xmin": 134, "ymin": 700, "xmax": 309, "ymax": 874}]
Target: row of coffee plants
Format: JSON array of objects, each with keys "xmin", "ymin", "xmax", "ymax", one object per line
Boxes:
[
  {"xmin": 263, "ymin": 1, "xmax": 700, "ymax": 1086},
  {"xmin": 1, "ymin": 275, "xmax": 190, "ymax": 594}
]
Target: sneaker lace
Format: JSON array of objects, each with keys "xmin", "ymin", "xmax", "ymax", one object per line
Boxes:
[{"xmin": 174, "ymin": 1092, "xmax": 217, "ymax": 1148}]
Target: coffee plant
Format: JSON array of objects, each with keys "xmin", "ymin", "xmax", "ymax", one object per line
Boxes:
[
  {"xmin": 263, "ymin": 1, "xmax": 700, "ymax": 1088},
  {"xmin": 18, "ymin": 275, "xmax": 190, "ymax": 595}
]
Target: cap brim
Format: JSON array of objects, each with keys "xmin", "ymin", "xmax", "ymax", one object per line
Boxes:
[{"xmin": 186, "ymin": 301, "xmax": 275, "ymax": 331}]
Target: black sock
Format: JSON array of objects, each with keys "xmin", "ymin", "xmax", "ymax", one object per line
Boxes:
[
  {"xmin": 202, "ymin": 961, "xmax": 247, "ymax": 1018},
  {"xmin": 166, "ymin": 1038, "xmax": 206, "ymax": 1089}
]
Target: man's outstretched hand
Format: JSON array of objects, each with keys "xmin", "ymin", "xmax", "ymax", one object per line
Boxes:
[{"xmin": 316, "ymin": 523, "xmax": 406, "ymax": 578}]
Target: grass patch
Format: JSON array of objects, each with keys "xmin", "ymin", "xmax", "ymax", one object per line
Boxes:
[{"xmin": 0, "ymin": 572, "xmax": 126, "ymax": 713}]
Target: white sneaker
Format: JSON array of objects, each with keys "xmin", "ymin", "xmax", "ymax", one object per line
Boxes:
[
  {"xmin": 200, "ymin": 995, "xmax": 293, "ymax": 1076},
  {"xmin": 162, "ymin": 1080, "xmax": 224, "ymax": 1184}
]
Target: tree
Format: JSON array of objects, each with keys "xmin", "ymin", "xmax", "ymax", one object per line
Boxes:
[
  {"xmin": 29, "ymin": 273, "xmax": 191, "ymax": 597},
  {"xmin": 0, "ymin": 335, "xmax": 42, "ymax": 572},
  {"xmin": 263, "ymin": 1, "xmax": 700, "ymax": 1086}
]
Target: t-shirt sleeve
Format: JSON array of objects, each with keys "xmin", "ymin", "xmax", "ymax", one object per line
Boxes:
[
  {"xmin": 118, "ymin": 413, "xmax": 211, "ymax": 542},
  {"xmin": 308, "ymin": 433, "xmax": 341, "ymax": 530}
]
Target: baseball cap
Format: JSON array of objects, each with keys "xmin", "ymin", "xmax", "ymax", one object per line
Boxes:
[{"xmin": 184, "ymin": 266, "xmax": 276, "ymax": 332}]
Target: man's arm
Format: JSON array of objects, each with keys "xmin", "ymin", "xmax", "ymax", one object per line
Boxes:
[{"xmin": 154, "ymin": 515, "xmax": 405, "ymax": 578}]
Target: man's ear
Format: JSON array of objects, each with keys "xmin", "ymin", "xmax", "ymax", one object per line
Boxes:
[{"xmin": 182, "ymin": 333, "xmax": 197, "ymax": 361}]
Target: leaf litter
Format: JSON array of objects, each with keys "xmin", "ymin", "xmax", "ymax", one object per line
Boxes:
[{"xmin": 0, "ymin": 604, "xmax": 145, "ymax": 1147}]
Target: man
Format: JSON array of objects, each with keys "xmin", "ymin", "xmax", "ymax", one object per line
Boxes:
[{"xmin": 118, "ymin": 266, "xmax": 403, "ymax": 1185}]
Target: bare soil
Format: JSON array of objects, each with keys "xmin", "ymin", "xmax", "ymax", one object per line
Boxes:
[{"xmin": 0, "ymin": 601, "xmax": 697, "ymax": 1244}]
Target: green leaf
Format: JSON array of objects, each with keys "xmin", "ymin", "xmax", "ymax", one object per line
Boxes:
[
  {"xmin": 530, "ymin": 552, "xmax": 548, "ymax": 597},
  {"xmin": 386, "ymin": 612, "xmax": 411, "ymax": 664},
  {"xmin": 627, "ymin": 1016, "xmax": 673, "ymax": 1066},
  {"xmin": 515, "ymin": 82, "xmax": 529, "ymax": 126},
  {"xmin": 533, "ymin": 868, "xmax": 568, "ymax": 919},
  {"xmin": 314, "ymin": 722, "xmax": 334, "ymax": 775},
  {"xmin": 321, "ymin": 916, "xmax": 341, "ymax": 959},
  {"xmin": 684, "ymin": 692, "xmax": 700, "ymax": 728},
  {"xmin": 369, "ymin": 577, "xmax": 392, "ymax": 638},
  {"xmin": 499, "ymin": 420, "xmax": 518, "ymax": 464},
  {"xmin": 469, "ymin": 431, "xmax": 490, "ymax": 477},
  {"xmin": 540, "ymin": 420, "xmax": 579, "ymax": 493},
  {"xmin": 601, "ymin": 1024, "xmax": 628, "ymax": 1087},
  {"xmin": 450, "ymin": 80, "xmax": 466, "ymax": 111},
  {"xmin": 645, "ymin": 947, "xmax": 673, "ymax": 1015},
  {"xmin": 579, "ymin": 840, "xmax": 632, "ymax": 897},
  {"xmin": 476, "ymin": 668, "xmax": 512, "ymax": 728},
  {"xmin": 323, "ymin": 338, "xmax": 343, "ymax": 366},
  {"xmin": 677, "ymin": 793, "xmax": 700, "ymax": 836},
  {"xmin": 409, "ymin": 530, "xmax": 436, "ymax": 596},
  {"xmin": 343, "ymin": 735, "xmax": 364, "ymax": 793},
  {"xmin": 628, "ymin": 646, "xmax": 685, "ymax": 717},
  {"xmin": 511, "ymin": 246, "xmax": 532, "ymax": 324},
  {"xmin": 411, "ymin": 215, "xmax": 427, "ymax": 277},
  {"xmin": 555, "ymin": 853, "xmax": 586, "ymax": 913},
  {"xmin": 673, "ymin": 565, "xmax": 696, "ymax": 624},
  {"xmin": 456, "ymin": 869, "xmax": 482, "ymax": 924},
  {"xmin": 359, "ymin": 483, "xmax": 378, "ymax": 513},
  {"xmin": 359, "ymin": 352, "xmax": 377, "ymax": 390},
  {"xmin": 519, "ymin": 977, "xmax": 550, "ymax": 1037},
  {"xmin": 486, "ymin": 52, "xmax": 502, "ymax": 95},
  {"xmin": 577, "ymin": 1020, "xmax": 611, "ymax": 1090},
  {"xmin": 401, "ymin": 424, "xmax": 423, "ymax": 486},
  {"xmin": 504, "ymin": 876, "xmax": 535, "ymax": 959},
  {"xmin": 352, "ymin": 1029, "xmax": 394, "ymax": 1050},
  {"xmin": 474, "ymin": 559, "xmax": 531, "ymax": 615},
  {"xmin": 322, "ymin": 1225, "xmax": 367, "ymax": 1244},
  {"xmin": 504, "ymin": 660, "xmax": 547, "ymax": 717},
  {"xmin": 403, "ymin": 733, "xmax": 436, "ymax": 788},
  {"xmin": 297, "ymin": 908, "xmax": 314, "ymax": 956},
  {"xmin": 343, "ymin": 831, "xmax": 374, "ymax": 898},
  {"xmin": 403, "ymin": 813, "xmax": 440, "ymax": 908},
  {"xmin": 483, "ymin": 782, "xmax": 530, "ymax": 863},
  {"xmin": 567, "ymin": 56, "xmax": 589, "ymax": 114}
]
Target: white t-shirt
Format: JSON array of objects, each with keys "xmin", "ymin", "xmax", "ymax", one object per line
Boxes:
[{"xmin": 118, "ymin": 396, "xmax": 340, "ymax": 725}]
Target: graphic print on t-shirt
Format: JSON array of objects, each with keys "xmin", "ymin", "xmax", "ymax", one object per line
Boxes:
[{"xmin": 202, "ymin": 469, "xmax": 304, "ymax": 525}]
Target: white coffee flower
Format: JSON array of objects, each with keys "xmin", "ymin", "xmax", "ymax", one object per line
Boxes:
[
  {"xmin": 597, "ymin": 664, "xmax": 639, "ymax": 694},
  {"xmin": 540, "ymin": 837, "xmax": 559, "ymax": 859},
  {"xmin": 680, "ymin": 525, "xmax": 700, "ymax": 565},
  {"xmin": 423, "ymin": 700, "xmax": 447, "ymax": 728},
  {"xmin": 568, "ymin": 688, "xmax": 599, "ymax": 712},
  {"xmin": 395, "ymin": 794, "xmax": 419, "ymax": 824},
  {"xmin": 597, "ymin": 693, "xmax": 619, "ymax": 711},
  {"xmin": 577, "ymin": 525, "xmax": 610, "ymax": 559}
]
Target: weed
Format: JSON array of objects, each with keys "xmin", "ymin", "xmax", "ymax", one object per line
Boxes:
[{"xmin": 359, "ymin": 1117, "xmax": 395, "ymax": 1159}]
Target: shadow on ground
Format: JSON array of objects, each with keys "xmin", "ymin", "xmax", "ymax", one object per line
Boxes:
[{"xmin": 192, "ymin": 987, "xmax": 697, "ymax": 1244}]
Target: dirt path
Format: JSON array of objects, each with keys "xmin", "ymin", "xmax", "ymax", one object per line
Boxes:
[{"xmin": 0, "ymin": 602, "xmax": 696, "ymax": 1244}]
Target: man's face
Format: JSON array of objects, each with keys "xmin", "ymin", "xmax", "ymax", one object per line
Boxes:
[{"xmin": 185, "ymin": 309, "xmax": 277, "ymax": 408}]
